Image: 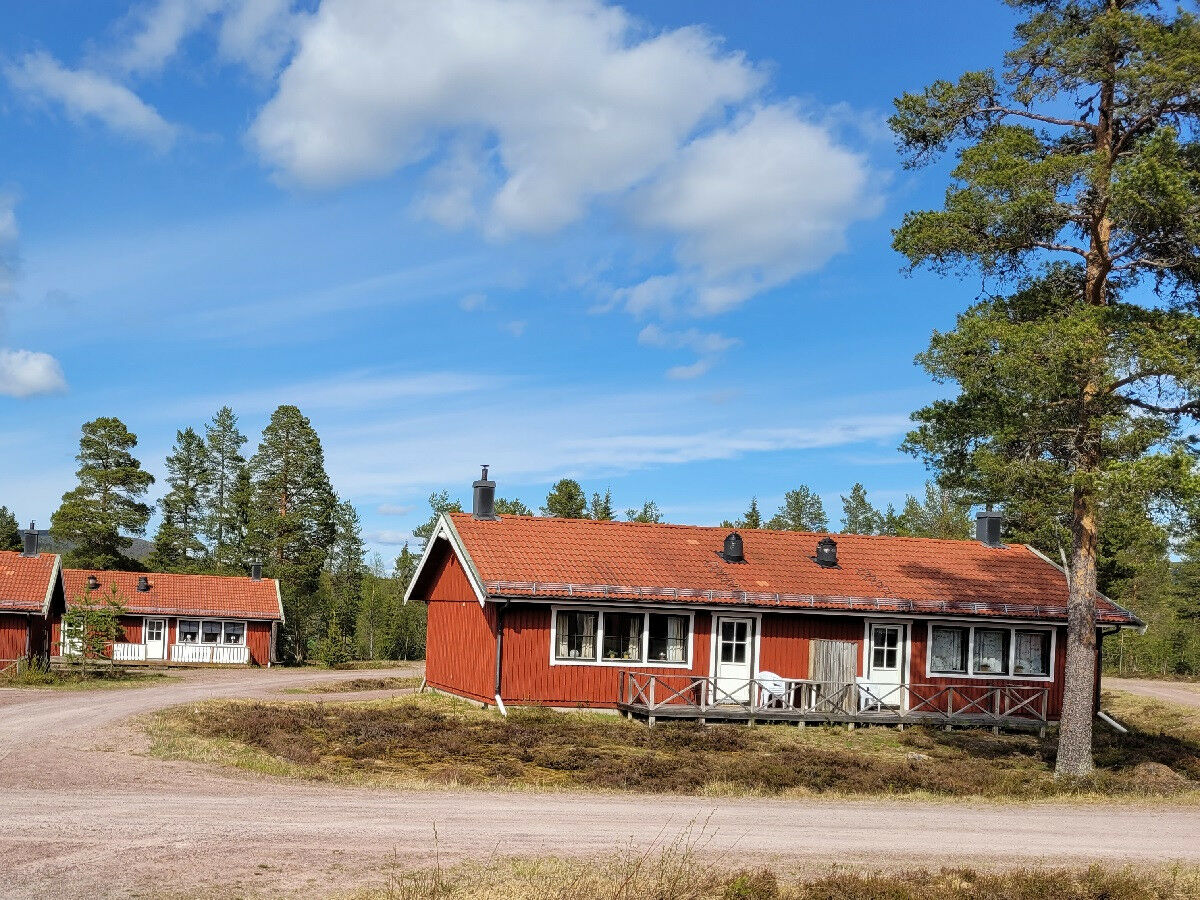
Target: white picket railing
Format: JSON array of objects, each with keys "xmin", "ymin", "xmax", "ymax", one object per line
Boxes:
[
  {"xmin": 170, "ymin": 643, "xmax": 250, "ymax": 664},
  {"xmin": 112, "ymin": 642, "xmax": 147, "ymax": 662}
]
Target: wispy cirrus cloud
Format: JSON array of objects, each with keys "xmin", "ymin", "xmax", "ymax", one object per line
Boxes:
[{"xmin": 5, "ymin": 52, "xmax": 178, "ymax": 149}]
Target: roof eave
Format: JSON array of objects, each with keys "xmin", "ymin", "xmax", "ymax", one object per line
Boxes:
[{"xmin": 402, "ymin": 514, "xmax": 489, "ymax": 608}]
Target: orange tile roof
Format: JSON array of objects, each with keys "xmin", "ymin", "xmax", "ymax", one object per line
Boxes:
[
  {"xmin": 0, "ymin": 551, "xmax": 60, "ymax": 614},
  {"xmin": 63, "ymin": 569, "xmax": 283, "ymax": 621},
  {"xmin": 446, "ymin": 514, "xmax": 1140, "ymax": 626}
]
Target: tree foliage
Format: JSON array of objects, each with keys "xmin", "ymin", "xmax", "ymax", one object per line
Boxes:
[
  {"xmin": 148, "ymin": 427, "xmax": 211, "ymax": 571},
  {"xmin": 891, "ymin": 0, "xmax": 1200, "ymax": 776},
  {"xmin": 495, "ymin": 497, "xmax": 533, "ymax": 516},
  {"xmin": 625, "ymin": 500, "xmax": 664, "ymax": 523},
  {"xmin": 840, "ymin": 484, "xmax": 882, "ymax": 535},
  {"xmin": 542, "ymin": 478, "xmax": 588, "ymax": 518},
  {"xmin": 204, "ymin": 406, "xmax": 249, "ymax": 570},
  {"xmin": 0, "ymin": 506, "xmax": 20, "ymax": 552},
  {"xmin": 51, "ymin": 417, "xmax": 154, "ymax": 570},
  {"xmin": 767, "ymin": 486, "xmax": 829, "ymax": 532}
]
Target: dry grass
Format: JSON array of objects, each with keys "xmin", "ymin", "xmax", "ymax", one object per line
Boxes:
[
  {"xmin": 148, "ymin": 690, "xmax": 1200, "ymax": 800},
  {"xmin": 356, "ymin": 826, "xmax": 1200, "ymax": 900},
  {"xmin": 282, "ymin": 676, "xmax": 424, "ymax": 695}
]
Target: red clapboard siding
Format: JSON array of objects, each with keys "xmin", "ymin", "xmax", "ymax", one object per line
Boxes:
[
  {"xmin": 498, "ymin": 604, "xmax": 712, "ymax": 707},
  {"xmin": 246, "ymin": 621, "xmax": 272, "ymax": 666},
  {"xmin": 758, "ymin": 613, "xmax": 864, "ymax": 679},
  {"xmin": 908, "ymin": 621, "xmax": 1067, "ymax": 719},
  {"xmin": 0, "ymin": 613, "xmax": 31, "ymax": 662},
  {"xmin": 423, "ymin": 548, "xmax": 497, "ymax": 702}
]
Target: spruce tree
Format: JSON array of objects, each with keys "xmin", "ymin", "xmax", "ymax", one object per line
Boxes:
[
  {"xmin": 149, "ymin": 427, "xmax": 211, "ymax": 571},
  {"xmin": 248, "ymin": 405, "xmax": 336, "ymax": 661},
  {"xmin": 895, "ymin": 483, "xmax": 974, "ymax": 540},
  {"xmin": 840, "ymin": 484, "xmax": 881, "ymax": 535},
  {"xmin": 204, "ymin": 407, "xmax": 248, "ymax": 566},
  {"xmin": 329, "ymin": 499, "xmax": 366, "ymax": 636},
  {"xmin": 51, "ymin": 417, "xmax": 154, "ymax": 569},
  {"xmin": 767, "ymin": 486, "xmax": 829, "ymax": 532},
  {"xmin": 891, "ymin": 0, "xmax": 1200, "ymax": 775},
  {"xmin": 542, "ymin": 478, "xmax": 587, "ymax": 518},
  {"xmin": 0, "ymin": 506, "xmax": 20, "ymax": 552},
  {"xmin": 588, "ymin": 488, "xmax": 615, "ymax": 520},
  {"xmin": 413, "ymin": 491, "xmax": 463, "ymax": 543}
]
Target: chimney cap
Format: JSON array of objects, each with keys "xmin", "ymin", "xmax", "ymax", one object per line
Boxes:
[
  {"xmin": 136, "ymin": 575, "xmax": 150, "ymax": 592},
  {"xmin": 250, "ymin": 559, "xmax": 263, "ymax": 580},
  {"xmin": 86, "ymin": 574, "xmax": 100, "ymax": 590},
  {"xmin": 472, "ymin": 465, "xmax": 497, "ymax": 520},
  {"xmin": 722, "ymin": 531, "xmax": 745, "ymax": 563}
]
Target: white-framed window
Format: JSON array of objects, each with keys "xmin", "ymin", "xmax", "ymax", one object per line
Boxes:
[
  {"xmin": 927, "ymin": 622, "xmax": 1055, "ymax": 680},
  {"xmin": 182, "ymin": 619, "xmax": 247, "ymax": 646},
  {"xmin": 551, "ymin": 606, "xmax": 693, "ymax": 667}
]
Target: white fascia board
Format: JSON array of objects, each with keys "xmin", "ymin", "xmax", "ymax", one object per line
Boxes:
[
  {"xmin": 402, "ymin": 514, "xmax": 489, "ymax": 608},
  {"xmin": 1023, "ymin": 543, "xmax": 1144, "ymax": 630},
  {"xmin": 274, "ymin": 579, "xmax": 286, "ymax": 624},
  {"xmin": 41, "ymin": 555, "xmax": 62, "ymax": 618}
]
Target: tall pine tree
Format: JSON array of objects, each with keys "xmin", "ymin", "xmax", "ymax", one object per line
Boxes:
[
  {"xmin": 51, "ymin": 417, "xmax": 154, "ymax": 570},
  {"xmin": 891, "ymin": 0, "xmax": 1200, "ymax": 775},
  {"xmin": 767, "ymin": 486, "xmax": 828, "ymax": 532},
  {"xmin": 329, "ymin": 499, "xmax": 366, "ymax": 636},
  {"xmin": 542, "ymin": 478, "xmax": 587, "ymax": 518},
  {"xmin": 249, "ymin": 405, "xmax": 336, "ymax": 661},
  {"xmin": 840, "ymin": 484, "xmax": 881, "ymax": 535},
  {"xmin": 0, "ymin": 506, "xmax": 20, "ymax": 552}
]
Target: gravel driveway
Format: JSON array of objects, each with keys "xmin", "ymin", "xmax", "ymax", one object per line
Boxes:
[
  {"xmin": 1, "ymin": 668, "xmax": 1198, "ymax": 898},
  {"xmin": 1107, "ymin": 677, "xmax": 1200, "ymax": 711}
]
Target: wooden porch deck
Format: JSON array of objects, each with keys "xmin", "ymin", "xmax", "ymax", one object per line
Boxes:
[{"xmin": 616, "ymin": 671, "xmax": 1052, "ymax": 735}]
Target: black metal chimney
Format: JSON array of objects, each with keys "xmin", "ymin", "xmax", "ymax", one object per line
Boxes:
[
  {"xmin": 250, "ymin": 559, "xmax": 262, "ymax": 581},
  {"xmin": 722, "ymin": 531, "xmax": 744, "ymax": 563},
  {"xmin": 21, "ymin": 521, "xmax": 37, "ymax": 557},
  {"xmin": 136, "ymin": 575, "xmax": 150, "ymax": 592},
  {"xmin": 472, "ymin": 465, "xmax": 496, "ymax": 520},
  {"xmin": 976, "ymin": 509, "xmax": 1003, "ymax": 547},
  {"xmin": 814, "ymin": 536, "xmax": 838, "ymax": 568}
]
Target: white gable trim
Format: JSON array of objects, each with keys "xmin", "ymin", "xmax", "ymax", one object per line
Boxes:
[
  {"xmin": 274, "ymin": 578, "xmax": 286, "ymax": 624},
  {"xmin": 402, "ymin": 514, "xmax": 489, "ymax": 608},
  {"xmin": 41, "ymin": 555, "xmax": 62, "ymax": 617}
]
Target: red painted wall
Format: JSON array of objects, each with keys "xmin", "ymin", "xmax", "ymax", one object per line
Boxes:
[
  {"xmin": 423, "ymin": 548, "xmax": 498, "ymax": 703},
  {"xmin": 497, "ymin": 604, "xmax": 712, "ymax": 707},
  {"xmin": 49, "ymin": 614, "xmax": 274, "ymax": 665},
  {"xmin": 758, "ymin": 613, "xmax": 864, "ymax": 679},
  {"xmin": 0, "ymin": 613, "xmax": 31, "ymax": 662}
]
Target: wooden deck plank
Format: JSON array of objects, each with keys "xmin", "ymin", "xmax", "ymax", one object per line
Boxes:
[{"xmin": 616, "ymin": 702, "xmax": 1051, "ymax": 732}]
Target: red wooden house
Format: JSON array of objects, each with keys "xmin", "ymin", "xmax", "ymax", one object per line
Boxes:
[
  {"xmin": 53, "ymin": 566, "xmax": 283, "ymax": 666},
  {"xmin": 0, "ymin": 531, "xmax": 65, "ymax": 667},
  {"xmin": 406, "ymin": 471, "xmax": 1142, "ymax": 728}
]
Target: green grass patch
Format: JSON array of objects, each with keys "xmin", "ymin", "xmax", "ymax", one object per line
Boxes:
[
  {"xmin": 281, "ymin": 675, "xmax": 424, "ymax": 694},
  {"xmin": 1, "ymin": 661, "xmax": 177, "ymax": 690},
  {"xmin": 148, "ymin": 690, "xmax": 1199, "ymax": 799}
]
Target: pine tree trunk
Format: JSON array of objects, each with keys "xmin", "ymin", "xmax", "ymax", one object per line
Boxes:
[{"xmin": 1056, "ymin": 477, "xmax": 1099, "ymax": 776}]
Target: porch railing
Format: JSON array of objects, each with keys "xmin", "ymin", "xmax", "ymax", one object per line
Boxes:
[
  {"xmin": 616, "ymin": 671, "xmax": 1050, "ymax": 726},
  {"xmin": 170, "ymin": 643, "xmax": 250, "ymax": 664},
  {"xmin": 112, "ymin": 642, "xmax": 147, "ymax": 662}
]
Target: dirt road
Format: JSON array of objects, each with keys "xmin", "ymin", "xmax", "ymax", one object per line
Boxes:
[
  {"xmin": 2, "ymin": 670, "xmax": 1198, "ymax": 898},
  {"xmin": 1107, "ymin": 677, "xmax": 1200, "ymax": 711}
]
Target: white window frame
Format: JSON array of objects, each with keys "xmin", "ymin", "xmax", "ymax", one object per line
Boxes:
[
  {"xmin": 177, "ymin": 618, "xmax": 246, "ymax": 646},
  {"xmin": 549, "ymin": 604, "xmax": 694, "ymax": 668},
  {"xmin": 925, "ymin": 621, "xmax": 1057, "ymax": 682}
]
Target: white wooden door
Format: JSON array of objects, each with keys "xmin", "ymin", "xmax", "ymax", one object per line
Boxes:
[
  {"xmin": 144, "ymin": 618, "xmax": 166, "ymax": 660},
  {"xmin": 714, "ymin": 617, "xmax": 754, "ymax": 704},
  {"xmin": 865, "ymin": 623, "xmax": 906, "ymax": 709}
]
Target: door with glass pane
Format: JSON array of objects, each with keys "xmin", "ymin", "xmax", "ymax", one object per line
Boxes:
[
  {"xmin": 144, "ymin": 618, "xmax": 166, "ymax": 660},
  {"xmin": 713, "ymin": 617, "xmax": 754, "ymax": 703},
  {"xmin": 865, "ymin": 623, "xmax": 906, "ymax": 709}
]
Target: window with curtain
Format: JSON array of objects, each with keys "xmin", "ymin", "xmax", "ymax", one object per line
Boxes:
[
  {"xmin": 201, "ymin": 621, "xmax": 222, "ymax": 644},
  {"xmin": 555, "ymin": 611, "xmax": 597, "ymax": 660},
  {"xmin": 602, "ymin": 611, "xmax": 643, "ymax": 661},
  {"xmin": 1013, "ymin": 630, "xmax": 1050, "ymax": 676},
  {"xmin": 929, "ymin": 626, "xmax": 968, "ymax": 674},
  {"xmin": 177, "ymin": 620, "xmax": 199, "ymax": 644},
  {"xmin": 972, "ymin": 628, "xmax": 1010, "ymax": 675},
  {"xmin": 222, "ymin": 622, "xmax": 246, "ymax": 645},
  {"xmin": 647, "ymin": 614, "xmax": 687, "ymax": 663}
]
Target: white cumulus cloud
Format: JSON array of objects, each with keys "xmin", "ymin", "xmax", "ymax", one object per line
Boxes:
[
  {"xmin": 630, "ymin": 103, "xmax": 881, "ymax": 315},
  {"xmin": 250, "ymin": 0, "xmax": 761, "ymax": 235},
  {"xmin": 0, "ymin": 349, "xmax": 68, "ymax": 398},
  {"xmin": 6, "ymin": 52, "xmax": 178, "ymax": 149}
]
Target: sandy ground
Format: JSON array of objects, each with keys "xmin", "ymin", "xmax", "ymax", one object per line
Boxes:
[
  {"xmin": 1107, "ymin": 677, "xmax": 1200, "ymax": 711},
  {"xmin": 2, "ymin": 669, "xmax": 1199, "ymax": 899}
]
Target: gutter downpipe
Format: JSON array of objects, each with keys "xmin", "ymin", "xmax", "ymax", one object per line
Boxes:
[
  {"xmin": 1096, "ymin": 624, "xmax": 1124, "ymax": 724},
  {"xmin": 493, "ymin": 599, "xmax": 509, "ymax": 716}
]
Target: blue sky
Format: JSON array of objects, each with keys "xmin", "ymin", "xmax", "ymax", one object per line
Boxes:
[{"xmin": 0, "ymin": 1, "xmax": 1022, "ymax": 558}]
